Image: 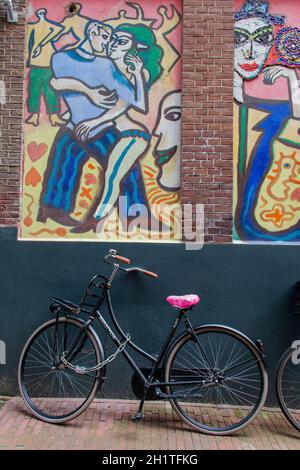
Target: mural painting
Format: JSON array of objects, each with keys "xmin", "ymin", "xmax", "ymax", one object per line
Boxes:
[
  {"xmin": 20, "ymin": 1, "xmax": 182, "ymax": 240},
  {"xmin": 234, "ymin": 0, "xmax": 300, "ymax": 242}
]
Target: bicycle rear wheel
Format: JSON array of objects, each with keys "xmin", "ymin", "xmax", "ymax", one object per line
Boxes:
[
  {"xmin": 276, "ymin": 346, "xmax": 300, "ymax": 432},
  {"xmin": 164, "ymin": 325, "xmax": 268, "ymax": 435},
  {"xmin": 18, "ymin": 317, "xmax": 104, "ymax": 423}
]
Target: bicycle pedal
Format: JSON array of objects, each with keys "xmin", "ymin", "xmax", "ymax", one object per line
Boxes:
[{"xmin": 130, "ymin": 412, "xmax": 144, "ymax": 423}]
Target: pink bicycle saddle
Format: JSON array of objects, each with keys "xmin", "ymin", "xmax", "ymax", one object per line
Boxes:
[{"xmin": 166, "ymin": 294, "xmax": 200, "ymax": 309}]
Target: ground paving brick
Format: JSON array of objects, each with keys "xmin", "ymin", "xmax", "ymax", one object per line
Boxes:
[{"xmin": 0, "ymin": 398, "xmax": 299, "ymax": 450}]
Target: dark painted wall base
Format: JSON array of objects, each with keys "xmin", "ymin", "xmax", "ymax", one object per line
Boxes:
[{"xmin": 0, "ymin": 227, "xmax": 299, "ymax": 404}]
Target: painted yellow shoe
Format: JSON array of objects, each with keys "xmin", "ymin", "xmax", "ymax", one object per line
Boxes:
[
  {"xmin": 49, "ymin": 113, "xmax": 65, "ymax": 127},
  {"xmin": 26, "ymin": 113, "xmax": 39, "ymax": 127}
]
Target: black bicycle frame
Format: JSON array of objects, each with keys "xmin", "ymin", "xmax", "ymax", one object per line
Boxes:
[
  {"xmin": 64, "ymin": 281, "xmax": 208, "ymax": 392},
  {"xmin": 101, "ymin": 288, "xmax": 203, "ymax": 390}
]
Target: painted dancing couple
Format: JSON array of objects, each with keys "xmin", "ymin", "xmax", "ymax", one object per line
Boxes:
[{"xmin": 38, "ymin": 20, "xmax": 163, "ymax": 233}]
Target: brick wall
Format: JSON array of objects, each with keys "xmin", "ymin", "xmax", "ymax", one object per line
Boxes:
[
  {"xmin": 0, "ymin": 0, "xmax": 234, "ymax": 242},
  {"xmin": 181, "ymin": 0, "xmax": 234, "ymax": 243},
  {"xmin": 0, "ymin": 0, "xmax": 27, "ymax": 226}
]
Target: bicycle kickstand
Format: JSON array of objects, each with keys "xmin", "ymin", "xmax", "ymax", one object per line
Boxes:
[{"xmin": 131, "ymin": 397, "xmax": 145, "ymax": 423}]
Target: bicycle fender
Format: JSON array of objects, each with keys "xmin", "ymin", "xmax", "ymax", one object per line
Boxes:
[{"xmin": 163, "ymin": 323, "xmax": 268, "ymax": 371}]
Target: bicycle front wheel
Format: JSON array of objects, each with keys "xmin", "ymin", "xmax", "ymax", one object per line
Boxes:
[
  {"xmin": 18, "ymin": 317, "xmax": 104, "ymax": 423},
  {"xmin": 164, "ymin": 325, "xmax": 268, "ymax": 435},
  {"xmin": 276, "ymin": 346, "xmax": 300, "ymax": 432}
]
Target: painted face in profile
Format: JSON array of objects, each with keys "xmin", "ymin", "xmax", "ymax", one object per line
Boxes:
[
  {"xmin": 109, "ymin": 32, "xmax": 133, "ymax": 61},
  {"xmin": 234, "ymin": 18, "xmax": 274, "ymax": 80},
  {"xmin": 153, "ymin": 91, "xmax": 181, "ymax": 191},
  {"xmin": 88, "ymin": 23, "xmax": 112, "ymax": 55}
]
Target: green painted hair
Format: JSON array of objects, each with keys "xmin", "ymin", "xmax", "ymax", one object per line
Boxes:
[{"xmin": 114, "ymin": 23, "xmax": 164, "ymax": 89}]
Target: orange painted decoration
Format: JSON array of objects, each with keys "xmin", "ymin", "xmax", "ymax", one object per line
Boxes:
[
  {"xmin": 80, "ymin": 187, "xmax": 93, "ymax": 200},
  {"xmin": 24, "ymin": 193, "xmax": 34, "ymax": 227},
  {"xmin": 25, "ymin": 167, "xmax": 42, "ymax": 188},
  {"xmin": 30, "ymin": 227, "xmax": 68, "ymax": 237}
]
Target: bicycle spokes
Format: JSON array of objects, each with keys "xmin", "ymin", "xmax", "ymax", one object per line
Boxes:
[
  {"xmin": 20, "ymin": 319, "xmax": 101, "ymax": 421},
  {"xmin": 165, "ymin": 327, "xmax": 267, "ymax": 434},
  {"xmin": 277, "ymin": 348, "xmax": 300, "ymax": 432}
]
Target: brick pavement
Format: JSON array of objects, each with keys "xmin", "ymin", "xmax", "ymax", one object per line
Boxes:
[{"xmin": 0, "ymin": 398, "xmax": 299, "ymax": 450}]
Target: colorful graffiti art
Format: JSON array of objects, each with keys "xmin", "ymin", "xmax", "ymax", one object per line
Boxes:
[
  {"xmin": 233, "ymin": 0, "xmax": 300, "ymax": 242},
  {"xmin": 20, "ymin": 1, "xmax": 182, "ymax": 241}
]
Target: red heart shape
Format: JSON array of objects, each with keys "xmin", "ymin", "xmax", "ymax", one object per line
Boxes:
[{"xmin": 27, "ymin": 142, "xmax": 48, "ymax": 162}]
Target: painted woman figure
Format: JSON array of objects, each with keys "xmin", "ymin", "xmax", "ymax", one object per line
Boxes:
[{"xmin": 234, "ymin": 0, "xmax": 300, "ymax": 241}]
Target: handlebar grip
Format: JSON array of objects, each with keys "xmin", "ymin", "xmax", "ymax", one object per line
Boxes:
[
  {"xmin": 115, "ymin": 255, "xmax": 131, "ymax": 265},
  {"xmin": 143, "ymin": 270, "xmax": 158, "ymax": 279}
]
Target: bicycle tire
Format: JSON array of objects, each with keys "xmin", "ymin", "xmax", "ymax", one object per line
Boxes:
[
  {"xmin": 18, "ymin": 317, "xmax": 104, "ymax": 424},
  {"xmin": 276, "ymin": 346, "xmax": 300, "ymax": 432},
  {"xmin": 164, "ymin": 324, "xmax": 268, "ymax": 435}
]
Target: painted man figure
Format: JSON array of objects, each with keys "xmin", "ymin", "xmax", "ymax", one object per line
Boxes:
[
  {"xmin": 26, "ymin": 8, "xmax": 65, "ymax": 127},
  {"xmin": 52, "ymin": 3, "xmax": 90, "ymax": 50}
]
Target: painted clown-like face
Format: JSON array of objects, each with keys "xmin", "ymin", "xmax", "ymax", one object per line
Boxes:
[
  {"xmin": 234, "ymin": 18, "xmax": 274, "ymax": 80},
  {"xmin": 153, "ymin": 91, "xmax": 181, "ymax": 191}
]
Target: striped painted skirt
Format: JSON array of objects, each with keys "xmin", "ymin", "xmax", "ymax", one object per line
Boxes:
[{"xmin": 39, "ymin": 126, "xmax": 148, "ymax": 222}]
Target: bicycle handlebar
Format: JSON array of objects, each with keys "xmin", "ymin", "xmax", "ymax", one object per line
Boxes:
[
  {"xmin": 115, "ymin": 254, "xmax": 131, "ymax": 265},
  {"xmin": 143, "ymin": 270, "xmax": 158, "ymax": 279},
  {"xmin": 125, "ymin": 267, "xmax": 158, "ymax": 279},
  {"xmin": 104, "ymin": 249, "xmax": 158, "ymax": 279}
]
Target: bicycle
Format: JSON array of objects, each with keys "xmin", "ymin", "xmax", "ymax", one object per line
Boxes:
[
  {"xmin": 275, "ymin": 289, "xmax": 300, "ymax": 432},
  {"xmin": 18, "ymin": 249, "xmax": 268, "ymax": 435}
]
